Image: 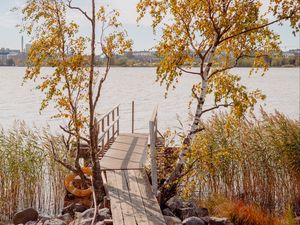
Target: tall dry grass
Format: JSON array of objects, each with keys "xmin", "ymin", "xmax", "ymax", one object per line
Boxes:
[
  {"xmin": 181, "ymin": 109, "xmax": 300, "ymax": 214},
  {"xmin": 0, "ymin": 123, "xmax": 67, "ymax": 222}
]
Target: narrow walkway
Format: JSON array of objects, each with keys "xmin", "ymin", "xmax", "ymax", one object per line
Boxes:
[{"xmin": 100, "ymin": 133, "xmax": 166, "ymax": 225}]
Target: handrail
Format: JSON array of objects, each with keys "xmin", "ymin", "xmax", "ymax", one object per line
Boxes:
[
  {"xmin": 149, "ymin": 105, "xmax": 158, "ymax": 195},
  {"xmin": 98, "ymin": 104, "xmax": 120, "ymax": 121},
  {"xmin": 97, "ymin": 105, "xmax": 120, "ymax": 151}
]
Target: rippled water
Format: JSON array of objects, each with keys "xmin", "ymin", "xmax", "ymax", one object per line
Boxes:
[{"xmin": 0, "ymin": 67, "xmax": 299, "ymax": 133}]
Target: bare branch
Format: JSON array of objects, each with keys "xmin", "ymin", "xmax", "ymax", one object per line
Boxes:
[
  {"xmin": 66, "ymin": 0, "xmax": 93, "ymax": 23},
  {"xmin": 200, "ymin": 102, "xmax": 234, "ymax": 116},
  {"xmin": 178, "ymin": 66, "xmax": 201, "ymax": 76},
  {"xmin": 50, "ymin": 140, "xmax": 77, "ymax": 173},
  {"xmin": 93, "ymin": 57, "xmax": 111, "ymax": 110},
  {"xmin": 208, "ymin": 53, "xmax": 269, "ymax": 80},
  {"xmin": 219, "ymin": 12, "xmax": 296, "ymax": 44},
  {"xmin": 60, "ymin": 125, "xmax": 89, "ymax": 143}
]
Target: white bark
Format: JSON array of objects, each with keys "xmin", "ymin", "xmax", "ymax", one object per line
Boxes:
[{"xmin": 163, "ymin": 35, "xmax": 219, "ymax": 187}]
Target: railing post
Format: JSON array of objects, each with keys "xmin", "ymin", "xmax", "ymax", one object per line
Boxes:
[
  {"xmin": 112, "ymin": 109, "xmax": 115, "ymax": 139},
  {"xmin": 102, "ymin": 119, "xmax": 105, "ymax": 149},
  {"xmin": 149, "ymin": 106, "xmax": 158, "ymax": 195},
  {"xmin": 132, "ymin": 101, "xmax": 135, "ymax": 134},
  {"xmin": 117, "ymin": 106, "xmax": 120, "ymax": 136},
  {"xmin": 107, "ymin": 114, "xmax": 110, "ymax": 144}
]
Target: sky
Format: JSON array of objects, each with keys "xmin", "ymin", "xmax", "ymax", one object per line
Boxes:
[{"xmin": 0, "ymin": 0, "xmax": 299, "ymax": 51}]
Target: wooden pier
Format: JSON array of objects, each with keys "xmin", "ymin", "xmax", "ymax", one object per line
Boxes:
[{"xmin": 97, "ymin": 104, "xmax": 166, "ymax": 225}]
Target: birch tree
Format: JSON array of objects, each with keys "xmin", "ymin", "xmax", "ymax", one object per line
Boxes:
[
  {"xmin": 21, "ymin": 0, "xmax": 132, "ymax": 204},
  {"xmin": 137, "ymin": 0, "xmax": 299, "ymax": 194}
]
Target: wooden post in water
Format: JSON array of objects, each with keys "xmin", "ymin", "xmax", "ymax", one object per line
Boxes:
[{"xmin": 132, "ymin": 101, "xmax": 135, "ymax": 133}]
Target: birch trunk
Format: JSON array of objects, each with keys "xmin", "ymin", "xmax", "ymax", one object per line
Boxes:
[{"xmin": 162, "ymin": 35, "xmax": 219, "ymax": 187}]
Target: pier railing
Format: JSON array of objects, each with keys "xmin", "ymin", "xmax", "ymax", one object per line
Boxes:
[
  {"xmin": 98, "ymin": 104, "xmax": 120, "ymax": 150},
  {"xmin": 149, "ymin": 105, "xmax": 158, "ymax": 195}
]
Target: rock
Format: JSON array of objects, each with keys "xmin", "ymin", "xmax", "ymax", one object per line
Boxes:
[
  {"xmin": 57, "ymin": 213, "xmax": 73, "ymax": 224},
  {"xmin": 166, "ymin": 196, "xmax": 184, "ymax": 212},
  {"xmin": 209, "ymin": 217, "xmax": 233, "ymax": 225},
  {"xmin": 69, "ymin": 219, "xmax": 80, "ymax": 225},
  {"xmin": 163, "ymin": 208, "xmax": 176, "ymax": 217},
  {"xmin": 98, "ymin": 208, "xmax": 111, "ymax": 220},
  {"xmin": 79, "ymin": 207, "xmax": 111, "ymax": 220},
  {"xmin": 13, "ymin": 208, "xmax": 39, "ymax": 225},
  {"xmin": 62, "ymin": 204, "xmax": 89, "ymax": 216},
  {"xmin": 177, "ymin": 207, "xmax": 198, "ymax": 220},
  {"xmin": 81, "ymin": 208, "xmax": 96, "ymax": 220},
  {"xmin": 95, "ymin": 222, "xmax": 105, "ymax": 225},
  {"xmin": 44, "ymin": 218, "xmax": 67, "ymax": 225},
  {"xmin": 182, "ymin": 217, "xmax": 205, "ymax": 225},
  {"xmin": 196, "ymin": 208, "xmax": 209, "ymax": 217},
  {"xmin": 176, "ymin": 206, "xmax": 208, "ymax": 220},
  {"xmin": 164, "ymin": 216, "xmax": 182, "ymax": 225},
  {"xmin": 26, "ymin": 216, "xmax": 52, "ymax": 225},
  {"xmin": 78, "ymin": 218, "xmax": 93, "ymax": 225},
  {"xmin": 199, "ymin": 216, "xmax": 210, "ymax": 225}
]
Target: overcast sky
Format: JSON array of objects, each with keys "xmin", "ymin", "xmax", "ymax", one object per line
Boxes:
[{"xmin": 0, "ymin": 0, "xmax": 299, "ymax": 51}]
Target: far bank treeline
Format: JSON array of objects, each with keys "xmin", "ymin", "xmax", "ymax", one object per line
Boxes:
[{"xmin": 1, "ymin": 50, "xmax": 300, "ymax": 67}]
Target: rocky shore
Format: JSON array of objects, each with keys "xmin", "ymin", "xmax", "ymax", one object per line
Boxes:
[{"xmin": 9, "ymin": 195, "xmax": 235, "ymax": 225}]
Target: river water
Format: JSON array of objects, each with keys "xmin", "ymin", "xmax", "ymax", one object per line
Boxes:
[{"xmin": 0, "ymin": 67, "xmax": 299, "ymax": 133}]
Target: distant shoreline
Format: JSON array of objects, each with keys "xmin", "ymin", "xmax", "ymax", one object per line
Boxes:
[{"xmin": 0, "ymin": 65, "xmax": 299, "ymax": 68}]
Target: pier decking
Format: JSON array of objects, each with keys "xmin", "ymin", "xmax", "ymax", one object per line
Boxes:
[{"xmin": 98, "ymin": 105, "xmax": 166, "ymax": 225}]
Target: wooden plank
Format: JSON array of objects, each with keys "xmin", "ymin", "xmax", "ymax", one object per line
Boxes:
[
  {"xmin": 105, "ymin": 171, "xmax": 124, "ymax": 225},
  {"xmin": 114, "ymin": 170, "xmax": 136, "ymax": 225},
  {"xmin": 125, "ymin": 170, "xmax": 150, "ymax": 225},
  {"xmin": 134, "ymin": 170, "xmax": 166, "ymax": 225},
  {"xmin": 100, "ymin": 133, "xmax": 148, "ymax": 170}
]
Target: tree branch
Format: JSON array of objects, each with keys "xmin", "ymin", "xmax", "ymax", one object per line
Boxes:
[
  {"xmin": 93, "ymin": 57, "xmax": 111, "ymax": 110},
  {"xmin": 66, "ymin": 0, "xmax": 93, "ymax": 23},
  {"xmin": 50, "ymin": 140, "xmax": 77, "ymax": 173},
  {"xmin": 60, "ymin": 125, "xmax": 89, "ymax": 143},
  {"xmin": 178, "ymin": 66, "xmax": 201, "ymax": 76},
  {"xmin": 219, "ymin": 12, "xmax": 296, "ymax": 44},
  {"xmin": 200, "ymin": 102, "xmax": 233, "ymax": 116}
]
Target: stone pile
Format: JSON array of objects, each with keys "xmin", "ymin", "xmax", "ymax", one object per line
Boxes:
[
  {"xmin": 162, "ymin": 196, "xmax": 234, "ymax": 225},
  {"xmin": 12, "ymin": 205, "xmax": 112, "ymax": 225}
]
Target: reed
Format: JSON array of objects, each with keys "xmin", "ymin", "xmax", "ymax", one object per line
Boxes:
[
  {"xmin": 178, "ymin": 109, "xmax": 300, "ymax": 214},
  {"xmin": 0, "ymin": 123, "xmax": 67, "ymax": 222}
]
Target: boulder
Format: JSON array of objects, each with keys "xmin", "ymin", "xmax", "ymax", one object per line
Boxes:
[
  {"xmin": 163, "ymin": 208, "xmax": 176, "ymax": 217},
  {"xmin": 44, "ymin": 218, "xmax": 67, "ymax": 225},
  {"xmin": 166, "ymin": 196, "xmax": 184, "ymax": 212},
  {"xmin": 98, "ymin": 208, "xmax": 111, "ymax": 220},
  {"xmin": 177, "ymin": 207, "xmax": 199, "ymax": 220},
  {"xmin": 81, "ymin": 208, "xmax": 96, "ymax": 220},
  {"xmin": 13, "ymin": 208, "xmax": 39, "ymax": 225},
  {"xmin": 196, "ymin": 208, "xmax": 209, "ymax": 217},
  {"xmin": 79, "ymin": 207, "xmax": 111, "ymax": 221},
  {"xmin": 62, "ymin": 204, "xmax": 89, "ymax": 216},
  {"xmin": 78, "ymin": 218, "xmax": 93, "ymax": 225},
  {"xmin": 26, "ymin": 216, "xmax": 52, "ymax": 225},
  {"xmin": 57, "ymin": 213, "xmax": 73, "ymax": 224},
  {"xmin": 209, "ymin": 217, "xmax": 233, "ymax": 225},
  {"xmin": 182, "ymin": 217, "xmax": 206, "ymax": 225},
  {"xmin": 164, "ymin": 216, "xmax": 182, "ymax": 225}
]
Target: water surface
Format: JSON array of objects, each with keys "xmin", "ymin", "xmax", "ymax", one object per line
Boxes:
[{"xmin": 0, "ymin": 67, "xmax": 299, "ymax": 133}]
